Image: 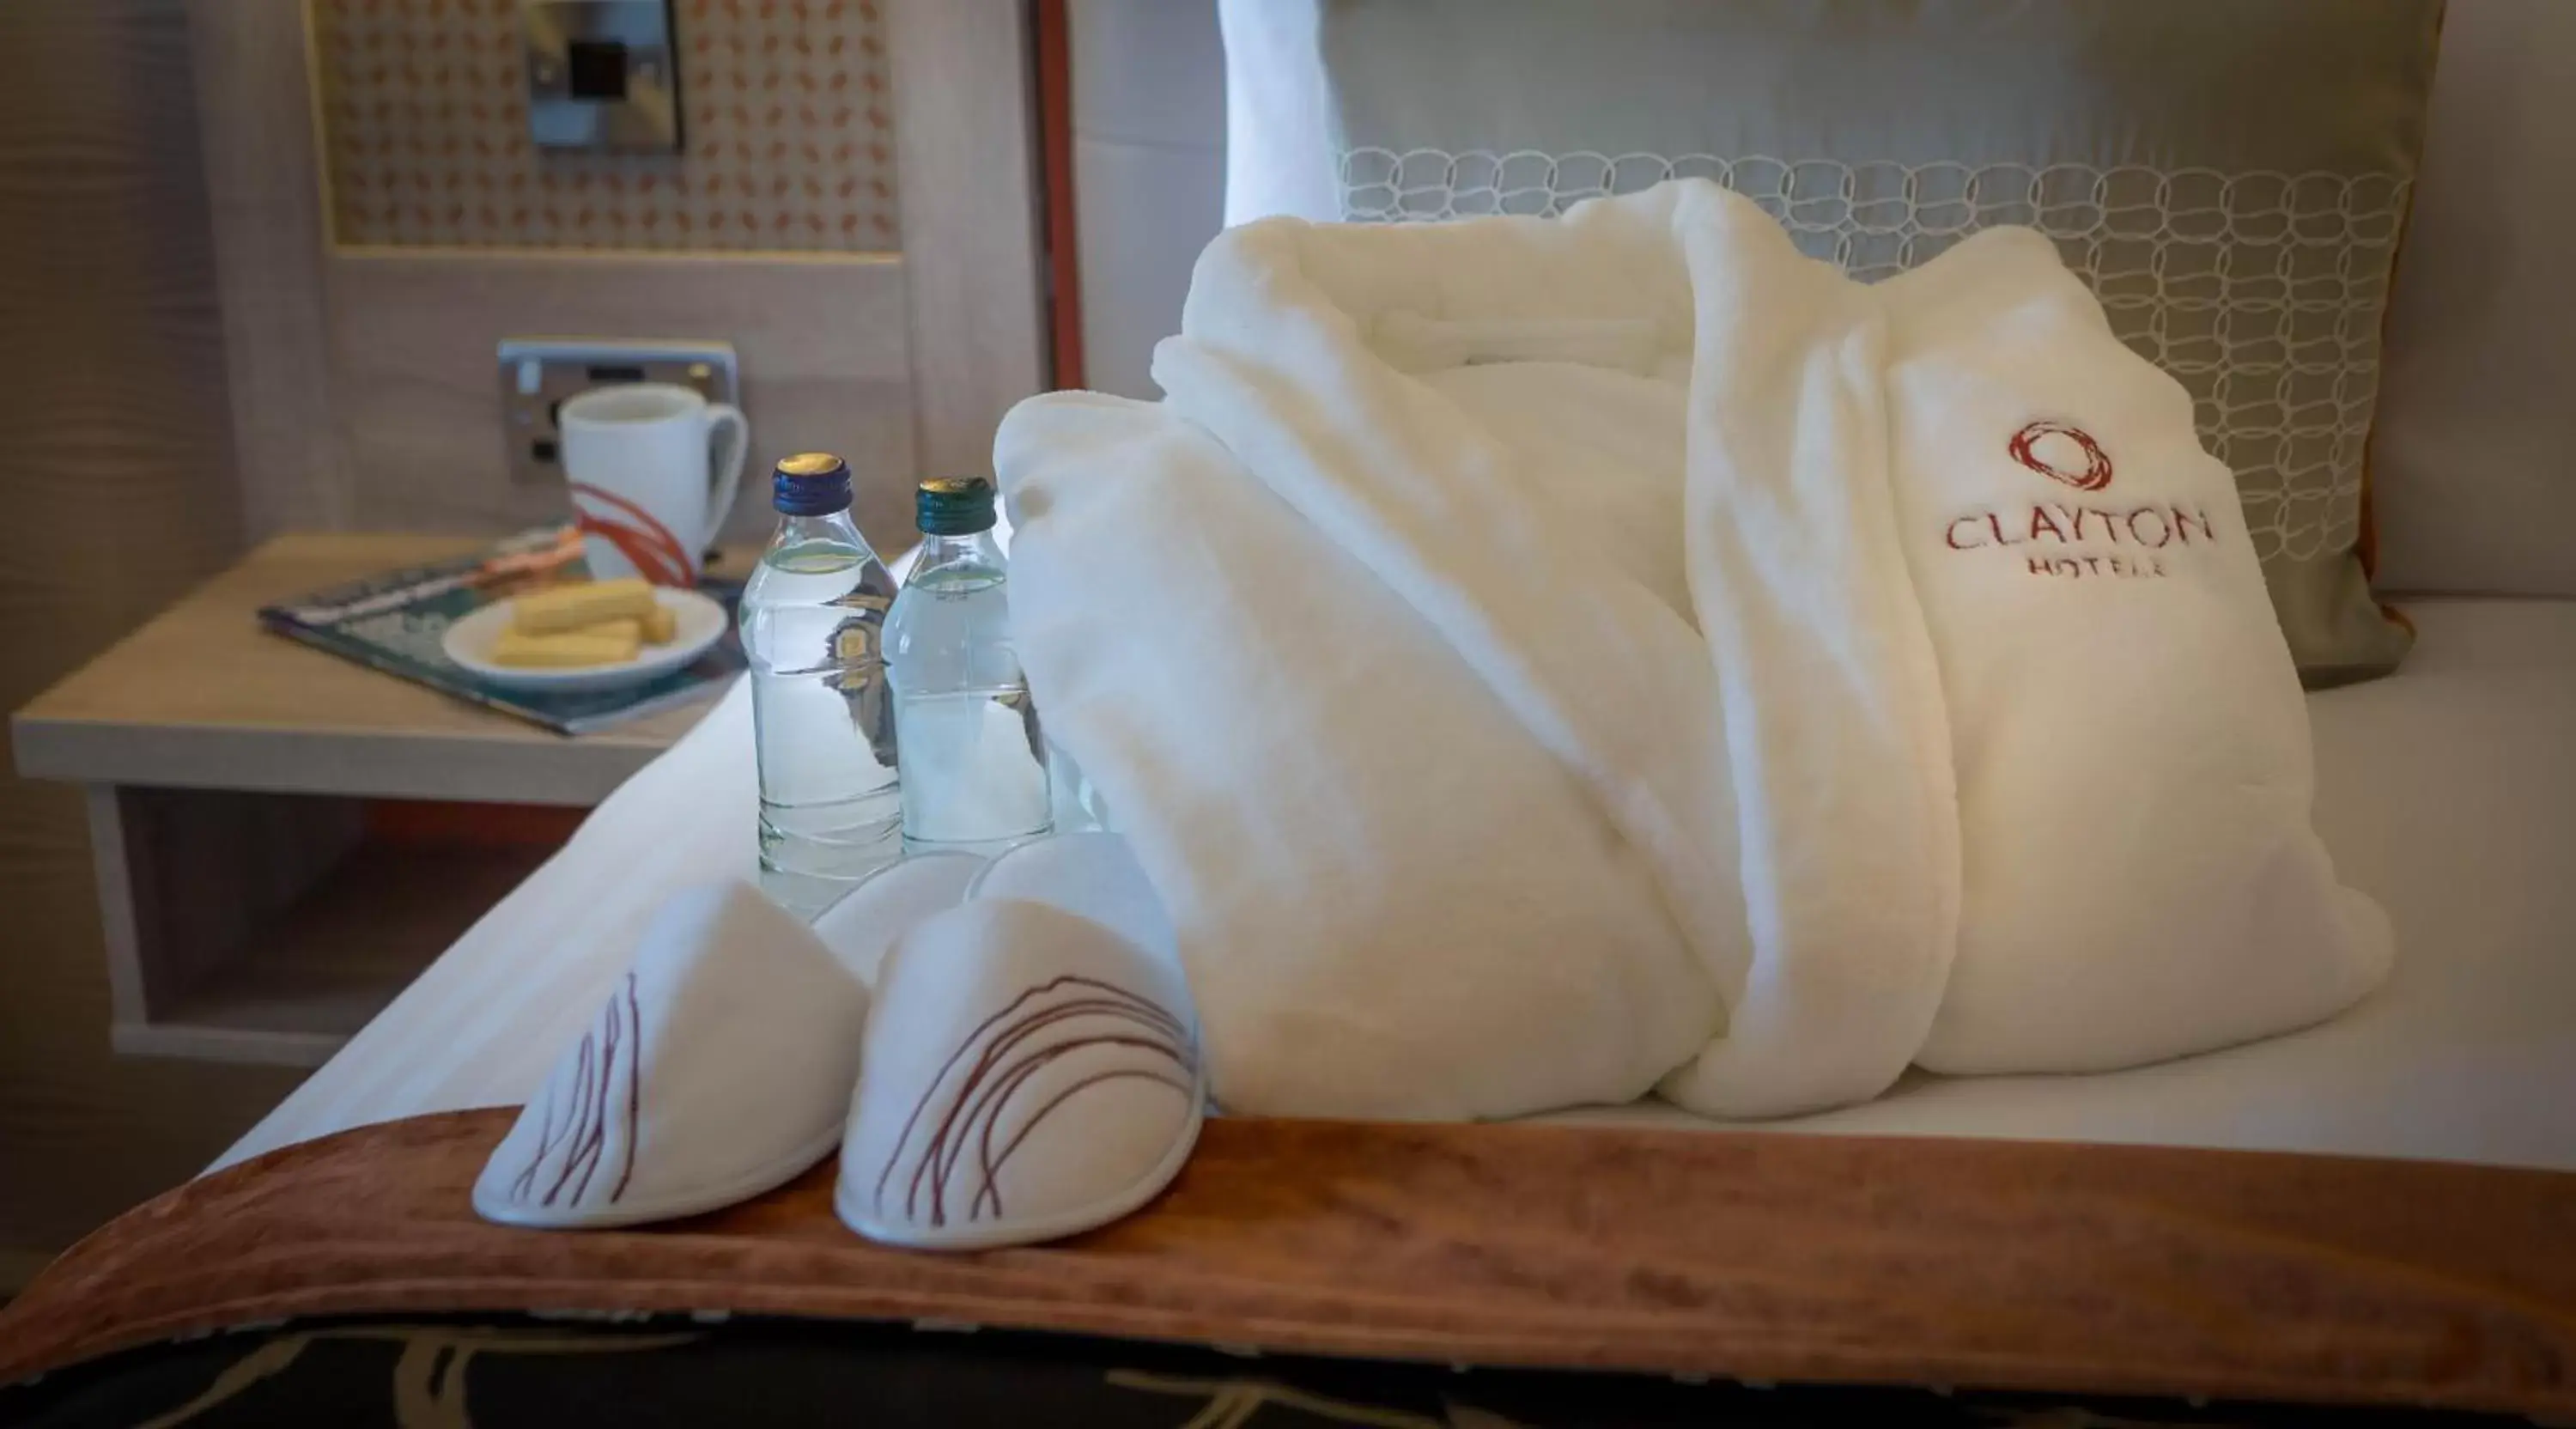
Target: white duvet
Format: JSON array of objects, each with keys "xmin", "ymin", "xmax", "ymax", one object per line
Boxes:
[{"xmin": 995, "ymin": 179, "xmax": 2391, "ymax": 1122}]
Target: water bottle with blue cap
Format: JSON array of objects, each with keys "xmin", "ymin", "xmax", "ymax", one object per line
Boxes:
[{"xmin": 738, "ymin": 453, "xmax": 902, "ymax": 908}]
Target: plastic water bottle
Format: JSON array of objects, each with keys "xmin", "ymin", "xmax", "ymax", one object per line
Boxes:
[
  {"xmin": 885, "ymin": 476, "xmax": 1052, "ymax": 857},
  {"xmin": 738, "ymin": 453, "xmax": 902, "ymax": 910}
]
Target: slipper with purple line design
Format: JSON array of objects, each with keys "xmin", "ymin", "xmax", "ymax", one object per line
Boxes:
[
  {"xmin": 835, "ymin": 836, "xmax": 1205, "ymax": 1251},
  {"xmin": 472, "ymin": 879, "xmax": 870, "ymax": 1230}
]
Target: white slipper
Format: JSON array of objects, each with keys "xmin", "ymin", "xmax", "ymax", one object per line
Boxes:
[
  {"xmin": 965, "ymin": 830, "xmax": 1177, "ymax": 968},
  {"xmin": 836, "ymin": 838, "xmax": 1203, "ymax": 1251},
  {"xmin": 473, "ymin": 880, "xmax": 868, "ymax": 1230},
  {"xmin": 811, "ymin": 850, "xmax": 987, "ymax": 984}
]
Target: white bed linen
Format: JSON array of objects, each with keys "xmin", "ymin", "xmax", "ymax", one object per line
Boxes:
[{"xmin": 216, "ymin": 598, "xmax": 2576, "ymax": 1173}]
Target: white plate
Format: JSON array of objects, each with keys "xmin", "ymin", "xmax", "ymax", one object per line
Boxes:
[{"xmin": 442, "ymin": 586, "xmax": 730, "ymax": 693}]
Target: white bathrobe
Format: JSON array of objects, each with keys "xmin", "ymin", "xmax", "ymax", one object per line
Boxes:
[{"xmin": 995, "ymin": 180, "xmax": 2391, "ymax": 1122}]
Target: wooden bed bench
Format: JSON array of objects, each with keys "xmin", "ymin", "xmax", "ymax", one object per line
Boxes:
[{"xmin": 5, "ymin": 1110, "xmax": 2571, "ymax": 1416}]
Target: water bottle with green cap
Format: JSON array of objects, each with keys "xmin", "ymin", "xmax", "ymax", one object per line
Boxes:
[{"xmin": 884, "ymin": 474, "xmax": 1053, "ymax": 857}]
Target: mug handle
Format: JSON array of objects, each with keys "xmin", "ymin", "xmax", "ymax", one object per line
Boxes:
[{"xmin": 702, "ymin": 404, "xmax": 750, "ymax": 552}]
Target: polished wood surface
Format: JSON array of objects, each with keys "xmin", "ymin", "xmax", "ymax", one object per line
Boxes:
[
  {"xmin": 13, "ymin": 532, "xmax": 729, "ymax": 806},
  {"xmin": 4, "ymin": 1110, "xmax": 2572, "ymax": 1414},
  {"xmin": 1035, "ymin": 0, "xmax": 1085, "ymax": 391},
  {"xmin": 0, "ymin": 0, "xmax": 307, "ymax": 1280}
]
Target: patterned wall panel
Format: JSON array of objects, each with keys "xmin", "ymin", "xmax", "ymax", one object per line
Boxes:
[{"xmin": 313, "ymin": 0, "xmax": 899, "ymax": 252}]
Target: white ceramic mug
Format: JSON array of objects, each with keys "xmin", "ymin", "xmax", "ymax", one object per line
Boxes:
[{"xmin": 559, "ymin": 383, "xmax": 749, "ymax": 585}]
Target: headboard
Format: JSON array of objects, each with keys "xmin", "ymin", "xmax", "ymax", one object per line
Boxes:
[{"xmin": 1072, "ymin": 0, "xmax": 2574, "ymax": 609}]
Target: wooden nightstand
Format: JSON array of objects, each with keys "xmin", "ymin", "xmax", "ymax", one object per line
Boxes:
[{"xmin": 9, "ymin": 533, "xmax": 738, "ymax": 1067}]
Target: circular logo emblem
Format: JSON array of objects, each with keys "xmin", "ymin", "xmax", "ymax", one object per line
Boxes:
[{"xmin": 2008, "ymin": 420, "xmax": 2113, "ymax": 492}]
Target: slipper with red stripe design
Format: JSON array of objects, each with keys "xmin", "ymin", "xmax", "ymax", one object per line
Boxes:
[
  {"xmin": 472, "ymin": 879, "xmax": 870, "ymax": 1230},
  {"xmin": 835, "ymin": 834, "xmax": 1205, "ymax": 1251}
]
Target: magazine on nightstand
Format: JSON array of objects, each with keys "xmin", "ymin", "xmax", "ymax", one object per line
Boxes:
[{"xmin": 257, "ymin": 525, "xmax": 747, "ymax": 736}]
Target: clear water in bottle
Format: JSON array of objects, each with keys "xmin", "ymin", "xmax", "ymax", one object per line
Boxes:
[
  {"xmin": 738, "ymin": 453, "xmax": 902, "ymax": 911},
  {"xmin": 886, "ymin": 477, "xmax": 1051, "ymax": 858}
]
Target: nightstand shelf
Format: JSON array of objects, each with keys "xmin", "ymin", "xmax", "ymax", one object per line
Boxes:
[{"xmin": 12, "ymin": 533, "xmax": 733, "ymax": 1067}]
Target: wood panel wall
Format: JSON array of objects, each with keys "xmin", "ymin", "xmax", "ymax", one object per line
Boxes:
[
  {"xmin": 319, "ymin": 252, "xmax": 920, "ymax": 544},
  {"xmin": 0, "ymin": 0, "xmax": 1050, "ymax": 1280},
  {"xmin": 884, "ymin": 0, "xmax": 1050, "ymax": 480},
  {"xmin": 191, "ymin": 0, "xmax": 923, "ymax": 549},
  {"xmin": 193, "ymin": 0, "xmax": 1042, "ymax": 555},
  {"xmin": 0, "ymin": 0, "xmax": 310, "ymax": 1278}
]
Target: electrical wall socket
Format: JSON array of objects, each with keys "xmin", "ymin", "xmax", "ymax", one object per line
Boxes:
[
  {"xmin": 523, "ymin": 0, "xmax": 683, "ymax": 153},
  {"xmin": 497, "ymin": 337, "xmax": 739, "ymax": 486}
]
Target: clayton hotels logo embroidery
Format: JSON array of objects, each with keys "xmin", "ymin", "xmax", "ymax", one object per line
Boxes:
[
  {"xmin": 2008, "ymin": 419, "xmax": 2113, "ymax": 492},
  {"xmin": 1944, "ymin": 420, "xmax": 2218, "ymax": 581}
]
